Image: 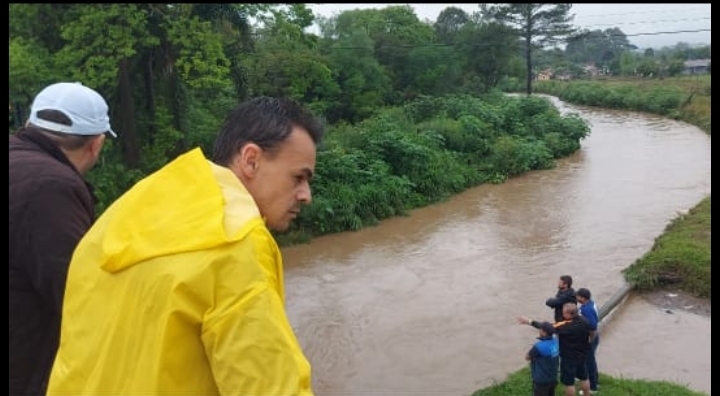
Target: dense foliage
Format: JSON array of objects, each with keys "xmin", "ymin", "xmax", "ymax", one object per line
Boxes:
[
  {"xmin": 283, "ymin": 93, "xmax": 589, "ymax": 240},
  {"xmin": 10, "ymin": 3, "xmax": 594, "ymax": 243}
]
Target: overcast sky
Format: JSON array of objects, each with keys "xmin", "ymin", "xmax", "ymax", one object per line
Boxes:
[{"xmin": 306, "ymin": 3, "xmax": 711, "ymax": 50}]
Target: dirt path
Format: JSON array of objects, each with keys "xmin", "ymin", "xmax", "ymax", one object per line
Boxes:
[{"xmin": 596, "ymin": 290, "xmax": 711, "ymax": 395}]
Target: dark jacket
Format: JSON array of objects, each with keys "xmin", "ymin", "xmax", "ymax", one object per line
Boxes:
[
  {"xmin": 9, "ymin": 128, "xmax": 97, "ymax": 396},
  {"xmin": 533, "ymin": 316, "xmax": 593, "ymax": 360},
  {"xmin": 528, "ymin": 335, "xmax": 559, "ymax": 384},
  {"xmin": 545, "ymin": 288, "xmax": 577, "ymax": 322}
]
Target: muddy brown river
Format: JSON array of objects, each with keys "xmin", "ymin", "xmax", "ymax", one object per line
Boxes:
[{"xmin": 281, "ymin": 96, "xmax": 712, "ymax": 395}]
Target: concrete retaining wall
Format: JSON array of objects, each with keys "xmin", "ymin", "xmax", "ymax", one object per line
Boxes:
[{"xmin": 598, "ymin": 282, "xmax": 634, "ymax": 329}]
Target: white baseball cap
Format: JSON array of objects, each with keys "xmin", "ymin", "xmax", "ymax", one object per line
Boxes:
[{"xmin": 28, "ymin": 82, "xmax": 116, "ymax": 137}]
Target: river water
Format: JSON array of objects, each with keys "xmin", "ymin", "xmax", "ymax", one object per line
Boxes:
[{"xmin": 281, "ymin": 96, "xmax": 712, "ymax": 395}]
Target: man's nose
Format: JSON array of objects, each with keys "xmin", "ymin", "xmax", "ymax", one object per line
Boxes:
[{"xmin": 297, "ymin": 181, "xmax": 312, "ymax": 204}]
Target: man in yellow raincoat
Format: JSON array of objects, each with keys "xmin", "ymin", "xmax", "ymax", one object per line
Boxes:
[{"xmin": 47, "ymin": 97, "xmax": 324, "ymax": 395}]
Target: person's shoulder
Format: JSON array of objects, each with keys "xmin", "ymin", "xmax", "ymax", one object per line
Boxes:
[{"xmin": 577, "ymin": 315, "xmax": 592, "ymax": 325}]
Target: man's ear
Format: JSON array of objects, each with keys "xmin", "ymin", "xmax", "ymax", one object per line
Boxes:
[
  {"xmin": 232, "ymin": 143, "xmax": 262, "ymax": 178},
  {"xmin": 89, "ymin": 134, "xmax": 106, "ymax": 157}
]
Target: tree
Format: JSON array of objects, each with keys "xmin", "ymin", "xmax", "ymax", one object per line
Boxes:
[
  {"xmin": 481, "ymin": 3, "xmax": 576, "ymax": 95},
  {"xmin": 434, "ymin": 6, "xmax": 470, "ymax": 45},
  {"xmin": 458, "ymin": 21, "xmax": 519, "ymax": 92}
]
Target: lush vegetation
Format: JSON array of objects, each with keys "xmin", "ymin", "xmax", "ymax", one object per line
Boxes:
[
  {"xmin": 9, "ymin": 4, "xmax": 592, "ymax": 245},
  {"xmin": 8, "ymin": 4, "xmax": 710, "ymax": 248},
  {"xmin": 471, "ymin": 366, "xmax": 708, "ymax": 396},
  {"xmin": 534, "ymin": 75, "xmax": 711, "ymax": 134},
  {"xmin": 276, "ymin": 93, "xmax": 589, "ymax": 243}
]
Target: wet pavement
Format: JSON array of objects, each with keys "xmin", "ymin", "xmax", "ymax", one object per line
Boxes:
[{"xmin": 598, "ymin": 293, "xmax": 711, "ymax": 395}]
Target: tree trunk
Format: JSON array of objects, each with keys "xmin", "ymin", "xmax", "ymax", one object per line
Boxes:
[
  {"xmin": 525, "ymin": 35, "xmax": 532, "ymax": 95},
  {"xmin": 118, "ymin": 58, "xmax": 140, "ymax": 168}
]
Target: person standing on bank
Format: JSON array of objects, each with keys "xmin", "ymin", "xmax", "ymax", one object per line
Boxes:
[
  {"xmin": 525, "ymin": 321, "xmax": 560, "ymax": 396},
  {"xmin": 576, "ymin": 287, "xmax": 600, "ymax": 394},
  {"xmin": 518, "ymin": 302, "xmax": 594, "ymax": 396},
  {"xmin": 546, "ymin": 275, "xmax": 577, "ymax": 322},
  {"xmin": 9, "ymin": 82, "xmax": 115, "ymax": 396},
  {"xmin": 47, "ymin": 97, "xmax": 324, "ymax": 395}
]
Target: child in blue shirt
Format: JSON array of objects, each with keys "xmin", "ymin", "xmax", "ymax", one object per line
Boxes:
[{"xmin": 525, "ymin": 321, "xmax": 560, "ymax": 396}]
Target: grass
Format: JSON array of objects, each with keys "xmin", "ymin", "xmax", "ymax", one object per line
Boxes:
[
  {"xmin": 471, "ymin": 367, "xmax": 708, "ymax": 396},
  {"xmin": 473, "ymin": 77, "xmax": 711, "ymax": 396},
  {"xmin": 623, "ymin": 196, "xmax": 711, "ymax": 298},
  {"xmin": 534, "ymin": 74, "xmax": 711, "ymax": 134},
  {"xmin": 600, "ymin": 75, "xmax": 711, "ymax": 134}
]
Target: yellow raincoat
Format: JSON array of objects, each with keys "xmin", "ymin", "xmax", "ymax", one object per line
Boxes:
[{"xmin": 47, "ymin": 148, "xmax": 313, "ymax": 396}]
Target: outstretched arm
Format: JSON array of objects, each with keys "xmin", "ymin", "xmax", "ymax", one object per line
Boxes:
[{"xmin": 517, "ymin": 316, "xmax": 541, "ymax": 329}]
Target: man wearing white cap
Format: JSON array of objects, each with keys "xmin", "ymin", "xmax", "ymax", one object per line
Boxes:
[{"xmin": 9, "ymin": 82, "xmax": 115, "ymax": 396}]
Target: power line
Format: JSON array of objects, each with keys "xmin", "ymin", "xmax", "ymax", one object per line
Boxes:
[
  {"xmin": 307, "ymin": 4, "xmax": 709, "ymax": 23},
  {"xmin": 571, "ymin": 6, "xmax": 709, "ymax": 20},
  {"xmin": 624, "ymin": 28, "xmax": 711, "ymax": 37},
  {"xmin": 256, "ymin": 28, "xmax": 711, "ymax": 51},
  {"xmin": 581, "ymin": 17, "xmax": 711, "ymax": 29}
]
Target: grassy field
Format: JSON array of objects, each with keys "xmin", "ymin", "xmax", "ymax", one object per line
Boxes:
[
  {"xmin": 600, "ymin": 75, "xmax": 711, "ymax": 134},
  {"xmin": 535, "ymin": 74, "xmax": 711, "ymax": 134},
  {"xmin": 472, "ymin": 76, "xmax": 711, "ymax": 395},
  {"xmin": 471, "ymin": 367, "xmax": 708, "ymax": 396}
]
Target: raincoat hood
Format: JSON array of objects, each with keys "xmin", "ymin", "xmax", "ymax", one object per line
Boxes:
[{"xmin": 95, "ymin": 148, "xmax": 259, "ymax": 273}]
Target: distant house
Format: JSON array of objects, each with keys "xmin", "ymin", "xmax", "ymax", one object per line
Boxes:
[
  {"xmin": 583, "ymin": 63, "xmax": 608, "ymax": 78},
  {"xmin": 683, "ymin": 59, "xmax": 711, "ymax": 74},
  {"xmin": 536, "ymin": 69, "xmax": 553, "ymax": 81}
]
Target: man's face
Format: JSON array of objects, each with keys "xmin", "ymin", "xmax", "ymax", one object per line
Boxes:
[
  {"xmin": 557, "ymin": 279, "xmax": 566, "ymax": 290},
  {"xmin": 246, "ymin": 126, "xmax": 316, "ymax": 232},
  {"xmin": 576, "ymin": 295, "xmax": 587, "ymax": 305}
]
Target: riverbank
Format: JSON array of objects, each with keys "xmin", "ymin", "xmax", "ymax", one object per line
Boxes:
[{"xmin": 534, "ymin": 75, "xmax": 711, "ymax": 135}]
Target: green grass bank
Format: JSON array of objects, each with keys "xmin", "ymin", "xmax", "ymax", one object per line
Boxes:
[{"xmin": 471, "ymin": 366, "xmax": 708, "ymax": 396}]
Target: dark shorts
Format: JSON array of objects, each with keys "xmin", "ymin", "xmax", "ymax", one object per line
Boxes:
[
  {"xmin": 533, "ymin": 381, "xmax": 557, "ymax": 396},
  {"xmin": 560, "ymin": 357, "xmax": 588, "ymax": 386}
]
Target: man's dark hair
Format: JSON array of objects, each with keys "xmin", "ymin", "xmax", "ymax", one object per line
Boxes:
[
  {"xmin": 211, "ymin": 97, "xmax": 324, "ymax": 166},
  {"xmin": 28, "ymin": 109, "xmax": 96, "ymax": 151},
  {"xmin": 576, "ymin": 288, "xmax": 591, "ymax": 300},
  {"xmin": 560, "ymin": 275, "xmax": 573, "ymax": 288}
]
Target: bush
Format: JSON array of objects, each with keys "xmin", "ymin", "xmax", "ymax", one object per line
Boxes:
[{"xmin": 261, "ymin": 93, "xmax": 591, "ymax": 243}]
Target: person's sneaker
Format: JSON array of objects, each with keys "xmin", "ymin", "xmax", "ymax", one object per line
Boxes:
[{"xmin": 578, "ymin": 390, "xmax": 597, "ymax": 395}]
